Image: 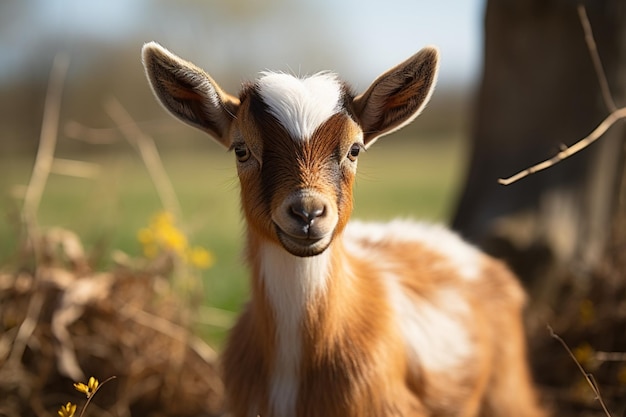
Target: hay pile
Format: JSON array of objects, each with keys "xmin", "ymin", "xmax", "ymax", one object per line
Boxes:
[
  {"xmin": 0, "ymin": 228, "xmax": 224, "ymax": 417},
  {"xmin": 528, "ymin": 199, "xmax": 626, "ymax": 417}
]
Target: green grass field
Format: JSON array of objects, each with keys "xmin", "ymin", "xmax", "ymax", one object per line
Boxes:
[{"xmin": 0, "ymin": 133, "xmax": 465, "ymax": 342}]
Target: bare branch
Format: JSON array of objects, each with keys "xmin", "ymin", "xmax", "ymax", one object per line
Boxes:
[
  {"xmin": 595, "ymin": 351, "xmax": 626, "ymax": 362},
  {"xmin": 104, "ymin": 96, "xmax": 183, "ymax": 219},
  {"xmin": 499, "ymin": 107, "xmax": 626, "ymax": 185},
  {"xmin": 12, "ymin": 54, "xmax": 70, "ymax": 365},
  {"xmin": 8, "ymin": 291, "xmax": 45, "ymax": 366},
  {"xmin": 499, "ymin": 4, "xmax": 624, "ymax": 186},
  {"xmin": 548, "ymin": 325, "xmax": 613, "ymax": 417},
  {"xmin": 577, "ymin": 5, "xmax": 617, "ymax": 112},
  {"xmin": 64, "ymin": 120, "xmax": 121, "ymax": 144},
  {"xmin": 51, "ymin": 158, "xmax": 101, "ymax": 178},
  {"xmin": 22, "ymin": 53, "xmax": 70, "ymax": 233},
  {"xmin": 119, "ymin": 305, "xmax": 218, "ymax": 363}
]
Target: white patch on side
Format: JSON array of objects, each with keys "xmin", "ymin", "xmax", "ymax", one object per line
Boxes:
[
  {"xmin": 257, "ymin": 72, "xmax": 343, "ymax": 141},
  {"xmin": 259, "ymin": 241, "xmax": 331, "ymax": 417},
  {"xmin": 387, "ymin": 279, "xmax": 474, "ymax": 372},
  {"xmin": 344, "ymin": 220, "xmax": 483, "ymax": 281},
  {"xmin": 342, "ymin": 220, "xmax": 476, "ymax": 372}
]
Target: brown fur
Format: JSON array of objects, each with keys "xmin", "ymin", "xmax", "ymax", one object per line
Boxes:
[{"xmin": 141, "ymin": 42, "xmax": 547, "ymax": 417}]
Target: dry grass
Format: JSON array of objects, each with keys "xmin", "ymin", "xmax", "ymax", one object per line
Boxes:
[
  {"xmin": 0, "ymin": 228, "xmax": 224, "ymax": 417},
  {"xmin": 1, "ymin": 6, "xmax": 624, "ymax": 415},
  {"xmin": 0, "ymin": 54, "xmax": 224, "ymax": 417}
]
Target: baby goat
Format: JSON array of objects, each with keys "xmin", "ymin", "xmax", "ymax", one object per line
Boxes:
[{"xmin": 142, "ymin": 42, "xmax": 545, "ymax": 417}]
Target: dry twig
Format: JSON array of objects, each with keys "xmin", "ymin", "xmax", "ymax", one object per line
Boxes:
[
  {"xmin": 499, "ymin": 108, "xmax": 626, "ymax": 185},
  {"xmin": 594, "ymin": 351, "xmax": 626, "ymax": 362},
  {"xmin": 548, "ymin": 325, "xmax": 613, "ymax": 417},
  {"xmin": 499, "ymin": 4, "xmax": 625, "ymax": 186},
  {"xmin": 577, "ymin": 5, "xmax": 617, "ymax": 113},
  {"xmin": 22, "ymin": 53, "xmax": 70, "ymax": 237},
  {"xmin": 104, "ymin": 97, "xmax": 183, "ymax": 219},
  {"xmin": 119, "ymin": 305, "xmax": 218, "ymax": 364},
  {"xmin": 11, "ymin": 53, "xmax": 70, "ymax": 368},
  {"xmin": 50, "ymin": 158, "xmax": 101, "ymax": 179},
  {"xmin": 7, "ymin": 291, "xmax": 45, "ymax": 367}
]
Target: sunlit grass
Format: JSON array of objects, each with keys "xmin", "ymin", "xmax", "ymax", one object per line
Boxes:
[
  {"xmin": 354, "ymin": 133, "xmax": 466, "ymax": 221},
  {"xmin": 0, "ymin": 133, "xmax": 465, "ymax": 343}
]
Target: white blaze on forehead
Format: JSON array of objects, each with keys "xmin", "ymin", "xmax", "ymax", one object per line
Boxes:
[{"xmin": 257, "ymin": 71, "xmax": 343, "ymax": 141}]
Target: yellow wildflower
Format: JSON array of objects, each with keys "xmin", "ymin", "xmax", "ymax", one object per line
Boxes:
[
  {"xmin": 142, "ymin": 243, "xmax": 159, "ymax": 259},
  {"xmin": 579, "ymin": 299, "xmax": 595, "ymax": 325},
  {"xmin": 188, "ymin": 246, "xmax": 215, "ymax": 269},
  {"xmin": 57, "ymin": 402, "xmax": 76, "ymax": 417},
  {"xmin": 74, "ymin": 376, "xmax": 99, "ymax": 398},
  {"xmin": 158, "ymin": 225, "xmax": 187, "ymax": 254},
  {"xmin": 146, "ymin": 211, "xmax": 187, "ymax": 255},
  {"xmin": 618, "ymin": 364, "xmax": 626, "ymax": 386},
  {"xmin": 137, "ymin": 227, "xmax": 154, "ymax": 245},
  {"xmin": 573, "ymin": 343, "xmax": 594, "ymax": 368},
  {"xmin": 153, "ymin": 211, "xmax": 174, "ymax": 227},
  {"xmin": 137, "ymin": 211, "xmax": 214, "ymax": 269}
]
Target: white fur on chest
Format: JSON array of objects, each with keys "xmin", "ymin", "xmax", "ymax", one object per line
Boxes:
[{"xmin": 259, "ymin": 242, "xmax": 331, "ymax": 417}]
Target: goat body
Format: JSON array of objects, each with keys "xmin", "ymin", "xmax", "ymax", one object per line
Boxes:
[{"xmin": 142, "ymin": 42, "xmax": 546, "ymax": 417}]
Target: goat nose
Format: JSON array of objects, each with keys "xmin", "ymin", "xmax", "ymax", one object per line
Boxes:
[{"xmin": 290, "ymin": 202, "xmax": 325, "ymax": 226}]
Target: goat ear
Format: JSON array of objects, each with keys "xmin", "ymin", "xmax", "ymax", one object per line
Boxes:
[
  {"xmin": 141, "ymin": 42, "xmax": 239, "ymax": 148},
  {"xmin": 352, "ymin": 47, "xmax": 439, "ymax": 148}
]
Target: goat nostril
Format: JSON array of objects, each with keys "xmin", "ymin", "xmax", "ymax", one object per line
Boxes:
[
  {"xmin": 310, "ymin": 207, "xmax": 324, "ymax": 219},
  {"xmin": 290, "ymin": 204, "xmax": 325, "ymax": 225}
]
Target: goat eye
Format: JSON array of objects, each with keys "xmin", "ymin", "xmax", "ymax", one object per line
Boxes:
[
  {"xmin": 347, "ymin": 143, "xmax": 362, "ymax": 162},
  {"xmin": 234, "ymin": 144, "xmax": 251, "ymax": 162}
]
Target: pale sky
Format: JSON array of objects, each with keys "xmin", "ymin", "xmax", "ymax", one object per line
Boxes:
[{"xmin": 0, "ymin": 0, "xmax": 484, "ymax": 87}]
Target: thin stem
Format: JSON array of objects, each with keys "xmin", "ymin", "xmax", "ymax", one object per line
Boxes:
[
  {"xmin": 11, "ymin": 53, "xmax": 70, "ymax": 365},
  {"xmin": 595, "ymin": 351, "xmax": 626, "ymax": 362},
  {"xmin": 499, "ymin": 107, "xmax": 626, "ymax": 185},
  {"xmin": 548, "ymin": 325, "xmax": 613, "ymax": 417},
  {"xmin": 577, "ymin": 4, "xmax": 617, "ymax": 112},
  {"xmin": 498, "ymin": 4, "xmax": 623, "ymax": 186},
  {"xmin": 77, "ymin": 376, "xmax": 117, "ymax": 417},
  {"xmin": 22, "ymin": 53, "xmax": 70, "ymax": 237},
  {"xmin": 104, "ymin": 97, "xmax": 183, "ymax": 220}
]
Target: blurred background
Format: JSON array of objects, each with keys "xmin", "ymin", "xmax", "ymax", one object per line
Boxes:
[
  {"xmin": 0, "ymin": 0, "xmax": 480, "ymax": 151},
  {"xmin": 1, "ymin": 1, "xmax": 625, "ymax": 416},
  {"xmin": 0, "ymin": 0, "xmax": 480, "ymax": 313},
  {"xmin": 0, "ymin": 3, "xmax": 483, "ymax": 414}
]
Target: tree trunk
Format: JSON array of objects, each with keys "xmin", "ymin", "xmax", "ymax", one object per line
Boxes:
[
  {"xmin": 453, "ymin": 0, "xmax": 625, "ymax": 310},
  {"xmin": 452, "ymin": 0, "xmax": 626, "ymax": 414}
]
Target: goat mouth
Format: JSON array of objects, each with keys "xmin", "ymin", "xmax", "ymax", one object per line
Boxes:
[{"xmin": 274, "ymin": 226, "xmax": 331, "ymax": 257}]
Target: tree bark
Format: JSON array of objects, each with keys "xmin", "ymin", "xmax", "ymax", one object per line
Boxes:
[
  {"xmin": 452, "ymin": 1, "xmax": 626, "ymax": 413},
  {"xmin": 453, "ymin": 0, "xmax": 625, "ymax": 305}
]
